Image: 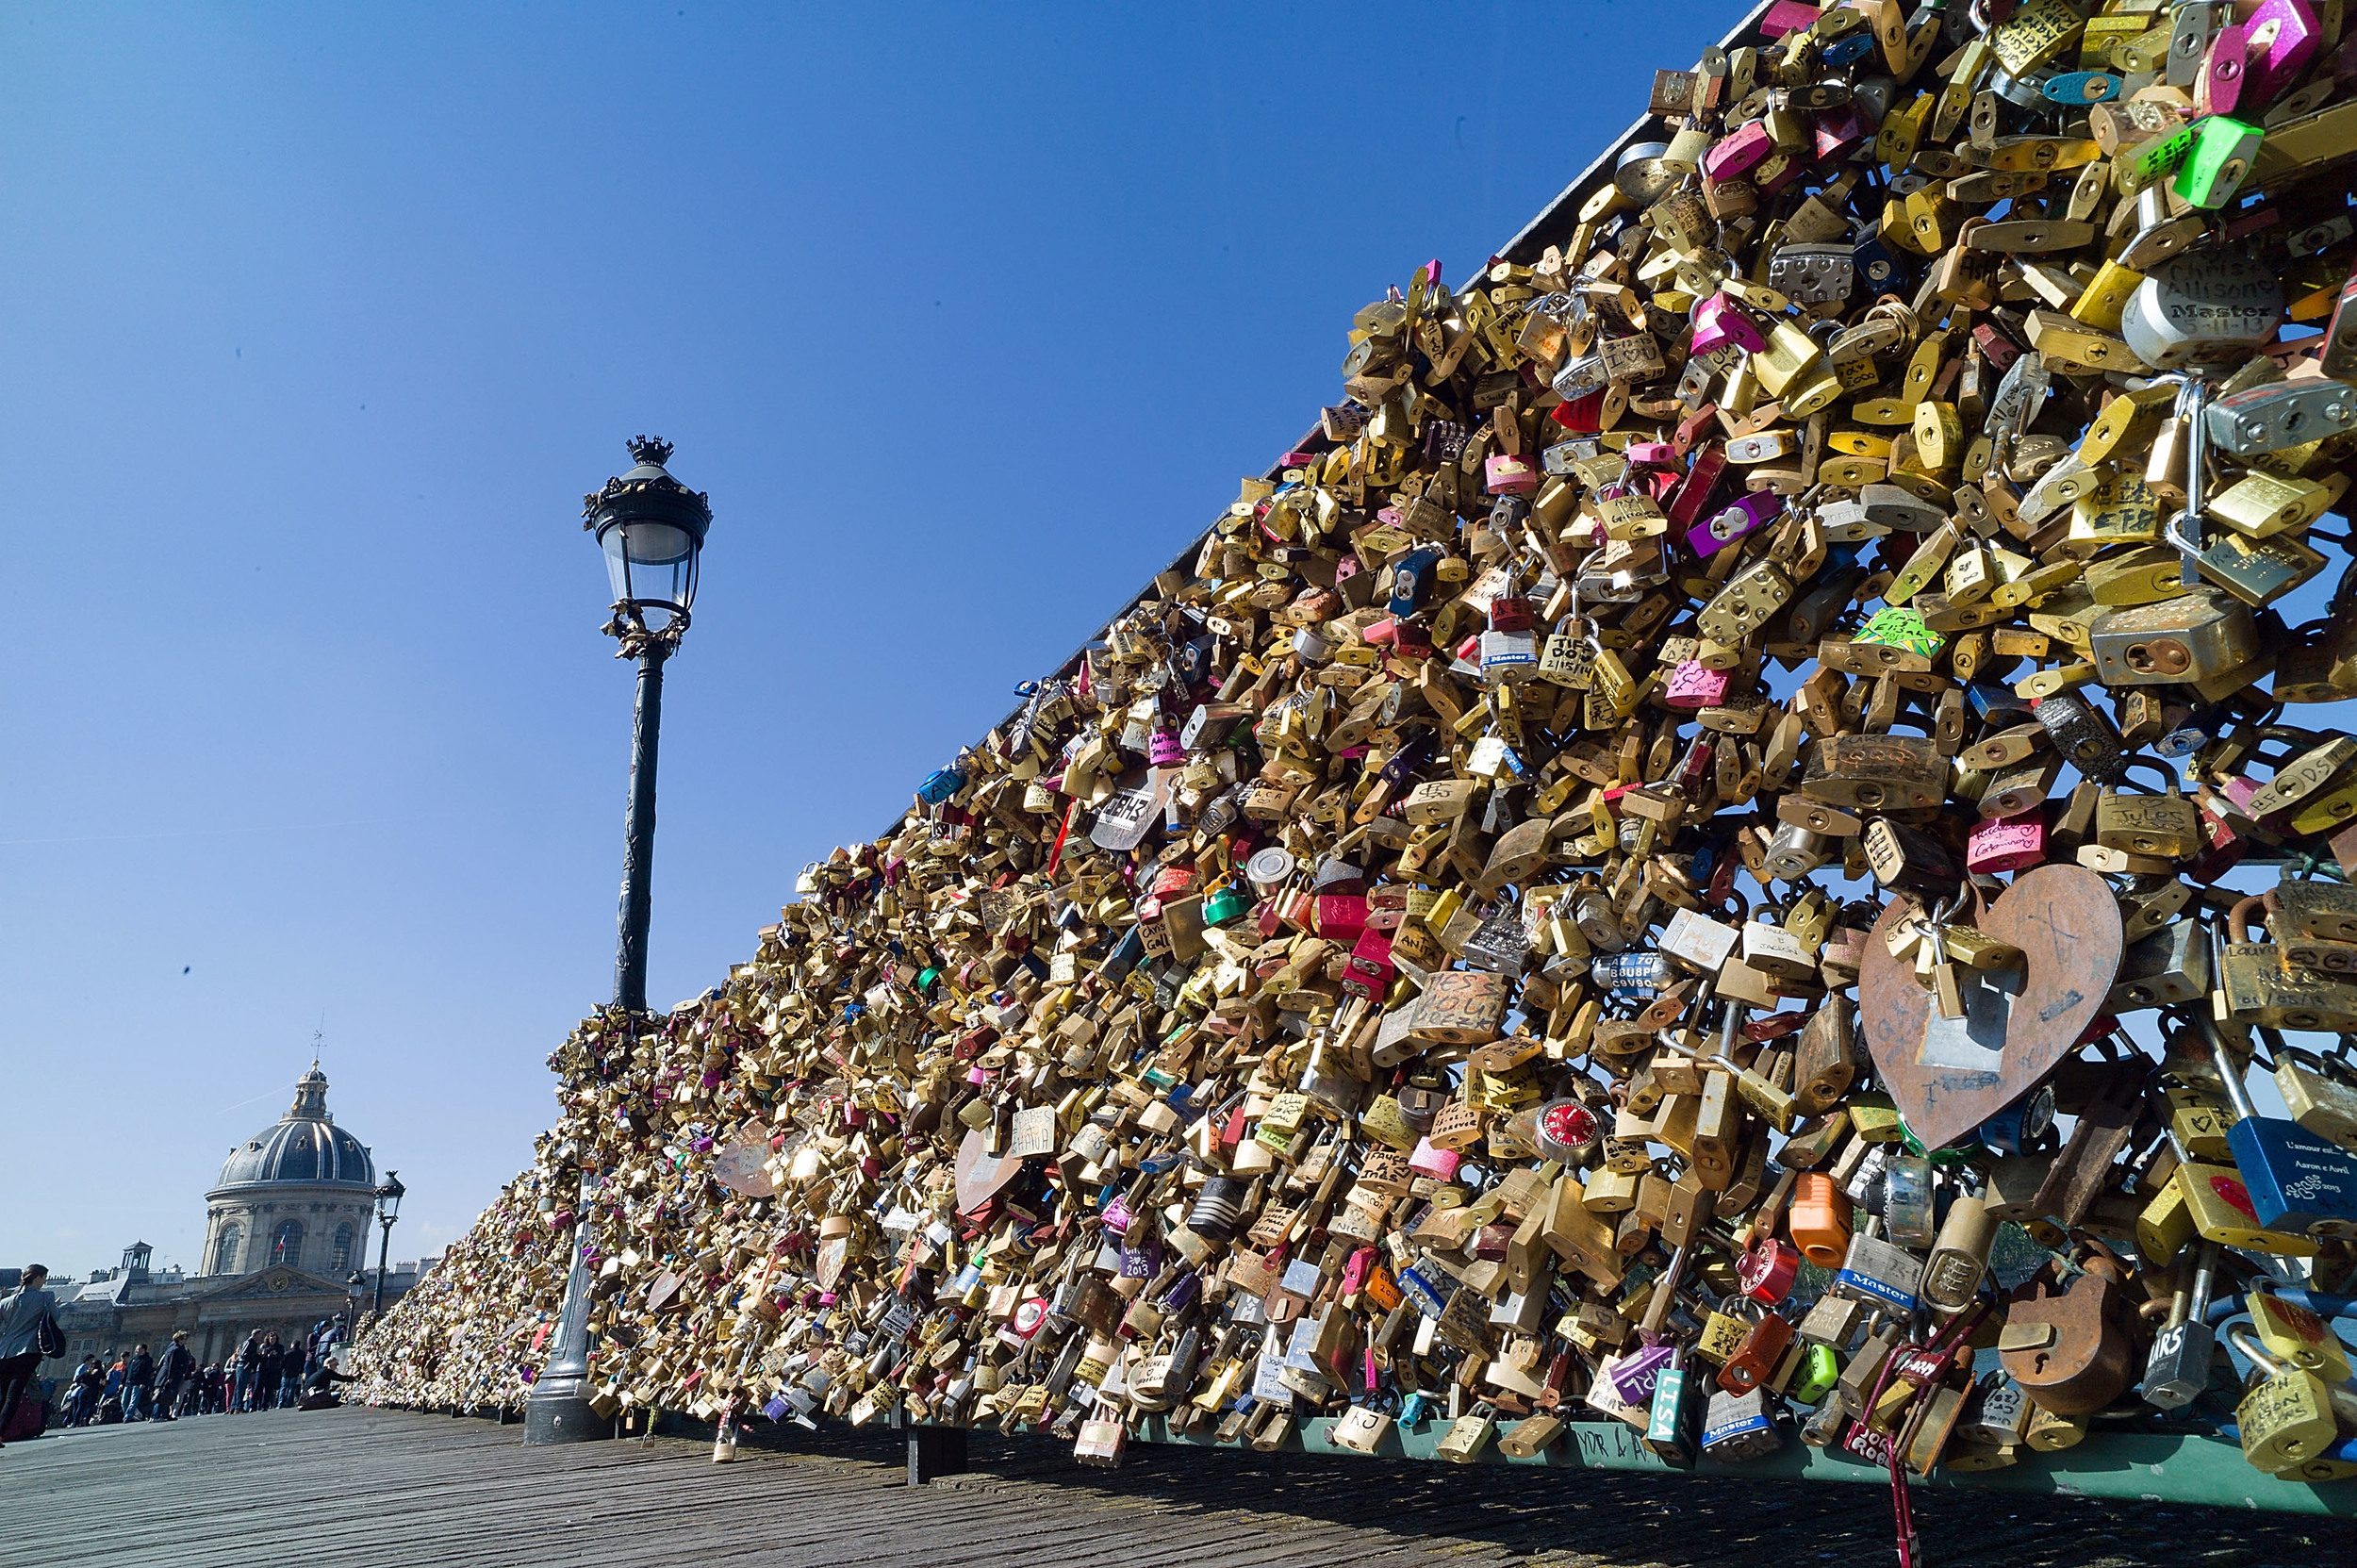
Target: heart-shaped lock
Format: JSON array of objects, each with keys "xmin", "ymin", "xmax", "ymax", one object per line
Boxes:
[
  {"xmin": 1860, "ymin": 864, "xmax": 2124, "ymax": 1151},
  {"xmin": 953, "ymin": 1126, "xmax": 1024, "ymax": 1214}
]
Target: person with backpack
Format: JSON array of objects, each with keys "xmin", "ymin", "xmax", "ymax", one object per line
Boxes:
[
  {"xmin": 233, "ymin": 1331, "xmax": 263, "ymax": 1411},
  {"xmin": 121, "ymin": 1344, "xmax": 156, "ymax": 1421},
  {"xmin": 0, "ymin": 1264, "xmax": 61, "ymax": 1451},
  {"xmin": 155, "ymin": 1332, "xmax": 195, "ymax": 1421}
]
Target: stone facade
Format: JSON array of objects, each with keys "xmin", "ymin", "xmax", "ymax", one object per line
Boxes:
[{"xmin": 28, "ymin": 1067, "xmax": 434, "ymax": 1396}]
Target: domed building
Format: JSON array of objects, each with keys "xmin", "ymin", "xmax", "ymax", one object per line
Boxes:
[
  {"xmin": 202, "ymin": 1065, "xmax": 382, "ymax": 1279},
  {"xmin": 35, "ymin": 1066, "xmax": 440, "ymax": 1388}
]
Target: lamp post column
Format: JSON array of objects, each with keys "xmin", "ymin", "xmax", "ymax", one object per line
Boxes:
[
  {"xmin": 529, "ymin": 437, "xmax": 710, "ymax": 1446},
  {"xmin": 615, "ymin": 643, "xmax": 668, "ymax": 1015},
  {"xmin": 371, "ymin": 1216, "xmax": 395, "ymax": 1323}
]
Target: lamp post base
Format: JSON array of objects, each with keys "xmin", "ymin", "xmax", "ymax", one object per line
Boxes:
[{"xmin": 522, "ymin": 1390, "xmax": 608, "ymax": 1445}]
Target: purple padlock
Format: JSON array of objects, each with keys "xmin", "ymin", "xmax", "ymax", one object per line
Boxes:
[
  {"xmin": 1148, "ymin": 727, "xmax": 1185, "ymax": 767},
  {"xmin": 1689, "ymin": 292, "xmax": 1764, "ymax": 358},
  {"xmin": 1119, "ymin": 1240, "xmax": 1161, "ymax": 1279},
  {"xmin": 1101, "ymin": 1193, "xmax": 1134, "ymax": 1235},
  {"xmin": 1610, "ymin": 1341, "xmax": 1676, "ymax": 1407},
  {"xmin": 1686, "ymin": 490, "xmax": 1783, "ymax": 558},
  {"xmin": 1161, "ymin": 1269, "xmax": 1203, "ymax": 1312}
]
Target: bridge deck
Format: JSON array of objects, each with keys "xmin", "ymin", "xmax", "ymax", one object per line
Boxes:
[{"xmin": 2, "ymin": 1405, "xmax": 2331, "ymax": 1566}]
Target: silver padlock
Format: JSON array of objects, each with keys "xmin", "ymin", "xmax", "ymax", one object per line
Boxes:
[
  {"xmin": 2204, "ymin": 378, "xmax": 2357, "ymax": 456},
  {"xmin": 1702, "ymin": 1386, "xmax": 1782, "ymax": 1460},
  {"xmin": 1767, "ymin": 243, "xmax": 1855, "ymax": 305},
  {"xmin": 2118, "ymin": 252, "xmax": 2283, "ymax": 370},
  {"xmin": 1831, "ymin": 1225, "xmax": 1922, "ymax": 1314}
]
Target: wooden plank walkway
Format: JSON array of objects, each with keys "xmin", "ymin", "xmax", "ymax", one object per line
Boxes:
[{"xmin": 2, "ymin": 1406, "xmax": 2333, "ymax": 1567}]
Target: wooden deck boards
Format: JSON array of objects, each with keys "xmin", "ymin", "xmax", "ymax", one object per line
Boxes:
[{"xmin": 1, "ymin": 1406, "xmax": 2331, "ymax": 1567}]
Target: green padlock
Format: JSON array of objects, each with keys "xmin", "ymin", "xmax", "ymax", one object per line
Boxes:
[
  {"xmin": 1201, "ymin": 885, "xmax": 1249, "ymax": 926},
  {"xmin": 1854, "ymin": 606, "xmax": 1943, "ymax": 659},
  {"xmin": 2173, "ymin": 115, "xmax": 2260, "ymax": 208},
  {"xmin": 1788, "ymin": 1342, "xmax": 1841, "ymax": 1405}
]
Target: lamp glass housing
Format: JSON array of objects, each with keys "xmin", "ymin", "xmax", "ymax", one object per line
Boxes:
[{"xmin": 600, "ymin": 518, "xmax": 700, "ymax": 629}]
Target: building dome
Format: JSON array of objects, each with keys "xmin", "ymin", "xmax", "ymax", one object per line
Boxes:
[{"xmin": 212, "ymin": 1065, "xmax": 377, "ymax": 1192}]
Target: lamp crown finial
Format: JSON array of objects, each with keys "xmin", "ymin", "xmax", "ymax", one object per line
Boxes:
[{"xmin": 627, "ymin": 435, "xmax": 673, "ymax": 469}]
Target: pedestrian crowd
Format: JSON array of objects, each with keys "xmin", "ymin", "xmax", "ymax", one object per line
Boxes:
[{"xmin": 1, "ymin": 1263, "xmax": 358, "ymax": 1448}]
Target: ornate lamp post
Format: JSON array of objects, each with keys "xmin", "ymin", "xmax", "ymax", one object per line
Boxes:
[
  {"xmin": 370, "ymin": 1171, "xmax": 404, "ymax": 1325},
  {"xmin": 526, "ymin": 437, "xmax": 713, "ymax": 1446}
]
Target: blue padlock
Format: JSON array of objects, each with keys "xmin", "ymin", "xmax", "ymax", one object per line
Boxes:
[
  {"xmin": 2206, "ymin": 1015, "xmax": 2357, "ymax": 1238},
  {"xmin": 1388, "ymin": 547, "xmax": 1442, "ymax": 618},
  {"xmin": 2043, "ymin": 71, "xmax": 2120, "ymax": 104},
  {"xmin": 1977, "ymin": 1081, "xmax": 2056, "ymax": 1156},
  {"xmin": 1821, "ymin": 30, "xmax": 1875, "ymax": 66},
  {"xmin": 916, "ymin": 765, "xmax": 966, "ymax": 805}
]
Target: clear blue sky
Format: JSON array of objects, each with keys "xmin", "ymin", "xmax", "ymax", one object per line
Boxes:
[{"xmin": 3, "ymin": 1, "xmax": 1746, "ymax": 1277}]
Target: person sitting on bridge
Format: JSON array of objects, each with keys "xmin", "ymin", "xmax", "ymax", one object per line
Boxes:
[{"xmin": 297, "ymin": 1352, "xmax": 359, "ymax": 1411}]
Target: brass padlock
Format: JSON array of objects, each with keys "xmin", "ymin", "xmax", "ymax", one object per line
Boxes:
[{"xmin": 2093, "ymin": 763, "xmax": 2203, "ymax": 860}]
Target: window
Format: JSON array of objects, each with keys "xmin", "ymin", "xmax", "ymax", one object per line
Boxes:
[
  {"xmin": 330, "ymin": 1224, "xmax": 355, "ymax": 1272},
  {"xmin": 212, "ymin": 1225, "xmax": 241, "ymax": 1275},
  {"xmin": 270, "ymin": 1221, "xmax": 304, "ymax": 1269}
]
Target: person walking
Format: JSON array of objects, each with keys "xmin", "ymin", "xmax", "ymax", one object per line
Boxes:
[
  {"xmin": 234, "ymin": 1331, "xmax": 263, "ymax": 1411},
  {"xmin": 155, "ymin": 1332, "xmax": 195, "ymax": 1421},
  {"xmin": 122, "ymin": 1344, "xmax": 156, "ymax": 1422},
  {"xmin": 204, "ymin": 1362, "xmax": 227, "ymax": 1414},
  {"xmin": 0, "ymin": 1264, "xmax": 60, "ymax": 1452}
]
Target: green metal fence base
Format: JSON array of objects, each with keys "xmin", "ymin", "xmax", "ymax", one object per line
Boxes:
[{"xmin": 920, "ymin": 1413, "xmax": 2356, "ymax": 1519}]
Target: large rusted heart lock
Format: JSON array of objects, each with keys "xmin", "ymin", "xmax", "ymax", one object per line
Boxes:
[
  {"xmin": 1860, "ymin": 864, "xmax": 2124, "ymax": 1151},
  {"xmin": 954, "ymin": 1125, "xmax": 1024, "ymax": 1213}
]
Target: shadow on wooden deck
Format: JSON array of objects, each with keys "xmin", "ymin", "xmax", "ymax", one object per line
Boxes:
[{"xmin": 1, "ymin": 1405, "xmax": 2331, "ymax": 1568}]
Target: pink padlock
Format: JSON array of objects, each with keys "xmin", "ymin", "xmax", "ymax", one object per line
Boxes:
[
  {"xmin": 2221, "ymin": 774, "xmax": 2268, "ymax": 814},
  {"xmin": 1701, "ymin": 119, "xmax": 1772, "ymax": 182},
  {"xmin": 1485, "ymin": 452, "xmax": 1538, "ymax": 495},
  {"xmin": 1812, "ymin": 102, "xmax": 1872, "ymax": 160},
  {"xmin": 2244, "ymin": 0, "xmax": 2320, "ymax": 105},
  {"xmin": 2196, "ymin": 22, "xmax": 2249, "ymax": 117},
  {"xmin": 1662, "ymin": 659, "xmax": 1731, "ymax": 710},
  {"xmin": 1408, "ymin": 1136, "xmax": 1461, "ymax": 1181},
  {"xmin": 1148, "ymin": 727, "xmax": 1185, "ymax": 767},
  {"xmin": 1966, "ymin": 813, "xmax": 2046, "ymax": 874},
  {"xmin": 1343, "ymin": 928, "xmax": 1394, "ymax": 997},
  {"xmin": 1624, "ymin": 440, "xmax": 1676, "ymax": 469},
  {"xmin": 1689, "ymin": 292, "xmax": 1765, "ymax": 358},
  {"xmin": 1315, "ymin": 893, "xmax": 1369, "ymax": 945}
]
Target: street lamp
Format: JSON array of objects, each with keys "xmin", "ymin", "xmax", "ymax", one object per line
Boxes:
[
  {"xmin": 370, "ymin": 1171, "xmax": 404, "ymax": 1327},
  {"xmin": 585, "ymin": 435, "xmax": 712, "ymax": 1015},
  {"xmin": 527, "ymin": 437, "xmax": 713, "ymax": 1447}
]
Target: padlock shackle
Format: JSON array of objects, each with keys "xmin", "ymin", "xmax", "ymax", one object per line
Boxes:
[{"xmin": 2204, "ymin": 1289, "xmax": 2357, "ymax": 1328}]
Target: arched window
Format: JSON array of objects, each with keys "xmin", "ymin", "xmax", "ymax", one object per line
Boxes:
[
  {"xmin": 212, "ymin": 1225, "xmax": 242, "ymax": 1275},
  {"xmin": 330, "ymin": 1224, "xmax": 356, "ymax": 1272},
  {"xmin": 270, "ymin": 1220, "xmax": 304, "ymax": 1269}
]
